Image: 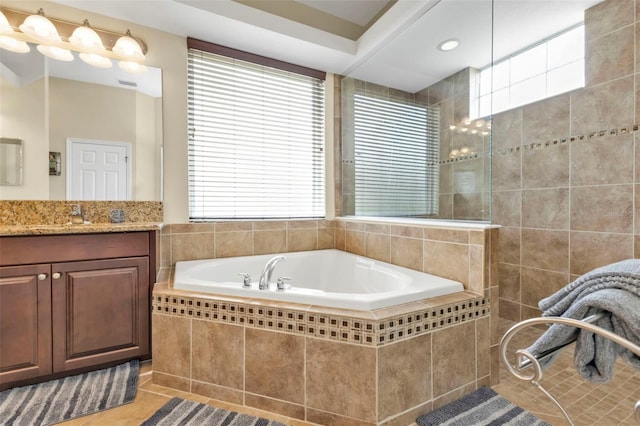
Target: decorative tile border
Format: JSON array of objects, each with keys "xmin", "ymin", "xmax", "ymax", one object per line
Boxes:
[
  {"xmin": 152, "ymin": 292, "xmax": 490, "ymax": 347},
  {"xmin": 432, "ymin": 124, "xmax": 640, "ymax": 166}
]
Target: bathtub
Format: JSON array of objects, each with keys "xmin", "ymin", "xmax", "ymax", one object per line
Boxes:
[{"xmin": 173, "ymin": 249, "xmax": 464, "ymax": 310}]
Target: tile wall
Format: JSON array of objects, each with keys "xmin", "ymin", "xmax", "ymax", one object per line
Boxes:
[{"xmin": 493, "ymin": 0, "xmax": 640, "ymax": 322}]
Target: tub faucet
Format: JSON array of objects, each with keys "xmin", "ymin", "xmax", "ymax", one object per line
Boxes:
[{"xmin": 258, "ymin": 255, "xmax": 286, "ymax": 290}]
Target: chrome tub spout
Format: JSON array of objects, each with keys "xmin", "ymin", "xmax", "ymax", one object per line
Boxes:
[{"xmin": 258, "ymin": 255, "xmax": 286, "ymax": 290}]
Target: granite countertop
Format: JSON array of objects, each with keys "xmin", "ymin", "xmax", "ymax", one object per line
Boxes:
[{"xmin": 0, "ymin": 222, "xmax": 163, "ymax": 236}]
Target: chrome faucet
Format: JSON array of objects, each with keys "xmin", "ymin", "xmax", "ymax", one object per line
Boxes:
[{"xmin": 258, "ymin": 255, "xmax": 286, "ymax": 290}]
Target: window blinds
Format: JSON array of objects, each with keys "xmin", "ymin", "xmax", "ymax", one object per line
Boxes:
[
  {"xmin": 353, "ymin": 94, "xmax": 439, "ymax": 216},
  {"xmin": 187, "ymin": 48, "xmax": 325, "ymax": 220}
]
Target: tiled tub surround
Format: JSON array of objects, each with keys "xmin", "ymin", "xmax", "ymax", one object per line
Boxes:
[
  {"xmin": 152, "ymin": 287, "xmax": 492, "ymax": 425},
  {"xmin": 154, "ymin": 219, "xmax": 499, "ymax": 425}
]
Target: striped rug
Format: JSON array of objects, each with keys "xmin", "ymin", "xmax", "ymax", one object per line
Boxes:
[
  {"xmin": 142, "ymin": 397, "xmax": 287, "ymax": 426},
  {"xmin": 416, "ymin": 387, "xmax": 551, "ymax": 426},
  {"xmin": 0, "ymin": 360, "xmax": 138, "ymax": 426}
]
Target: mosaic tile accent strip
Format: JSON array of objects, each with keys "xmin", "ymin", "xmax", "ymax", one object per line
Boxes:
[
  {"xmin": 152, "ymin": 293, "xmax": 490, "ymax": 347},
  {"xmin": 433, "ymin": 124, "xmax": 640, "ymax": 166}
]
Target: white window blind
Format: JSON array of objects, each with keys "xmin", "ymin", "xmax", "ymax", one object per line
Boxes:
[
  {"xmin": 188, "ymin": 46, "xmax": 325, "ymax": 220},
  {"xmin": 354, "ymin": 94, "xmax": 439, "ymax": 216}
]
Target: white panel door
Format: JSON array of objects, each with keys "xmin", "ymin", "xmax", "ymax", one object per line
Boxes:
[{"xmin": 67, "ymin": 139, "xmax": 131, "ymax": 200}]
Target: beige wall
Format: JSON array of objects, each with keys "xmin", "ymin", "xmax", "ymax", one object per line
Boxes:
[
  {"xmin": 493, "ymin": 0, "xmax": 640, "ymax": 322},
  {"xmin": 0, "ymin": 77, "xmax": 48, "ymax": 199}
]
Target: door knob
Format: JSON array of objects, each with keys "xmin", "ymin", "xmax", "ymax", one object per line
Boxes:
[
  {"xmin": 37, "ymin": 273, "xmax": 48, "ymax": 281},
  {"xmin": 52, "ymin": 272, "xmax": 61, "ymax": 279}
]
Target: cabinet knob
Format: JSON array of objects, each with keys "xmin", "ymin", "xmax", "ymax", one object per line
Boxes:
[
  {"xmin": 37, "ymin": 273, "xmax": 48, "ymax": 281},
  {"xmin": 52, "ymin": 272, "xmax": 61, "ymax": 279}
]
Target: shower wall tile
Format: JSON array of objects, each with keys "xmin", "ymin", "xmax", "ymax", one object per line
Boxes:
[
  {"xmin": 498, "ymin": 263, "xmax": 520, "ymax": 303},
  {"xmin": 521, "ymin": 229, "xmax": 569, "ymax": 273},
  {"xmin": 498, "ymin": 227, "xmax": 521, "ymax": 265},
  {"xmin": 499, "ymin": 299, "xmax": 520, "ymax": 323},
  {"xmin": 491, "ymin": 108, "xmax": 522, "ymax": 151},
  {"xmin": 569, "ymin": 231, "xmax": 633, "ymax": 275},
  {"xmin": 492, "ymin": 190, "xmax": 521, "ymax": 227},
  {"xmin": 378, "ymin": 333, "xmax": 432, "ymax": 421},
  {"xmin": 437, "ymin": 194, "xmax": 454, "ymax": 220},
  {"xmin": 570, "ymin": 76, "xmax": 634, "ymax": 135},
  {"xmin": 571, "ymin": 134, "xmax": 634, "ymax": 186},
  {"xmin": 520, "ymin": 267, "xmax": 569, "ymax": 308},
  {"xmin": 476, "ymin": 317, "xmax": 491, "ymax": 378},
  {"xmin": 521, "ymin": 188, "xmax": 569, "ymax": 230},
  {"xmin": 468, "ymin": 245, "xmax": 484, "ymax": 292},
  {"xmin": 245, "ymin": 329, "xmax": 305, "ymax": 405},
  {"xmin": 491, "ymin": 153, "xmax": 521, "ymax": 191},
  {"xmin": 570, "ymin": 185, "xmax": 633, "ymax": 233},
  {"xmin": 586, "ymin": 25, "xmax": 634, "ymax": 85},
  {"xmin": 390, "ymin": 225, "xmax": 423, "ymax": 239},
  {"xmin": 306, "ymin": 339, "xmax": 377, "ymax": 422},
  {"xmin": 192, "ymin": 321, "xmax": 244, "ymax": 390},
  {"xmin": 522, "ymin": 144, "xmax": 569, "ymax": 189},
  {"xmin": 431, "ymin": 321, "xmax": 476, "ymax": 397},
  {"xmin": 585, "ymin": 0, "xmax": 634, "ymax": 41},
  {"xmin": 522, "ymin": 93, "xmax": 570, "ymax": 145}
]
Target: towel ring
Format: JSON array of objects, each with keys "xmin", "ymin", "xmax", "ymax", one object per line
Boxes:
[{"xmin": 500, "ymin": 316, "xmax": 640, "ymax": 426}]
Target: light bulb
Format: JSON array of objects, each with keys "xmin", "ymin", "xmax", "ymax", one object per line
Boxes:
[{"xmin": 37, "ymin": 44, "xmax": 73, "ymax": 61}]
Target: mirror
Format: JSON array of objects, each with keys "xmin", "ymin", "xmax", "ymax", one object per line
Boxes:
[
  {"xmin": 0, "ymin": 43, "xmax": 163, "ymax": 201},
  {"xmin": 0, "ymin": 138, "xmax": 23, "ymax": 186},
  {"xmin": 341, "ymin": 0, "xmax": 601, "ymax": 222}
]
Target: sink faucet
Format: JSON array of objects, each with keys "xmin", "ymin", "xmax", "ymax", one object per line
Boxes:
[
  {"xmin": 70, "ymin": 204, "xmax": 84, "ymax": 224},
  {"xmin": 258, "ymin": 255, "xmax": 286, "ymax": 290}
]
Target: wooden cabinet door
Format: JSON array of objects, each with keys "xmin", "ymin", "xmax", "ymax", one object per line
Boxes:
[
  {"xmin": 51, "ymin": 257, "xmax": 149, "ymax": 372},
  {"xmin": 0, "ymin": 264, "xmax": 52, "ymax": 387}
]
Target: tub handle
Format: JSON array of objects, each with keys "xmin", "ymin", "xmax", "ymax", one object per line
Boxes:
[
  {"xmin": 238, "ymin": 273, "xmax": 252, "ymax": 288},
  {"xmin": 276, "ymin": 277, "xmax": 292, "ymax": 291}
]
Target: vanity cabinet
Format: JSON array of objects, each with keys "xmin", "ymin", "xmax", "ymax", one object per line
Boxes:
[{"xmin": 0, "ymin": 231, "xmax": 155, "ymax": 390}]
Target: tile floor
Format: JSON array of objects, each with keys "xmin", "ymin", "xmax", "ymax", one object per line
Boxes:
[{"xmin": 58, "ymin": 319, "xmax": 640, "ymax": 425}]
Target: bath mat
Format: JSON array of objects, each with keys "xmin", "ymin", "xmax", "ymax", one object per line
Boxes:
[
  {"xmin": 141, "ymin": 397, "xmax": 287, "ymax": 426},
  {"xmin": 0, "ymin": 359, "xmax": 139, "ymax": 426},
  {"xmin": 416, "ymin": 387, "xmax": 551, "ymax": 426}
]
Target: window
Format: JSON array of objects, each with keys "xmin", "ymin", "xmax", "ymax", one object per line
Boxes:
[
  {"xmin": 476, "ymin": 25, "xmax": 584, "ymax": 117},
  {"xmin": 187, "ymin": 39, "xmax": 326, "ymax": 220},
  {"xmin": 353, "ymin": 93, "xmax": 439, "ymax": 217}
]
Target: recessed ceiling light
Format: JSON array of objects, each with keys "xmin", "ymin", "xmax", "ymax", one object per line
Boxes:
[{"xmin": 438, "ymin": 39, "xmax": 460, "ymax": 52}]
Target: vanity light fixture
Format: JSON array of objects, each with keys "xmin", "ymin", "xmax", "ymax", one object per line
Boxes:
[
  {"xmin": 0, "ymin": 7, "xmax": 148, "ymax": 74},
  {"xmin": 0, "ymin": 10, "xmax": 29, "ymax": 53},
  {"xmin": 438, "ymin": 38, "xmax": 460, "ymax": 52}
]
